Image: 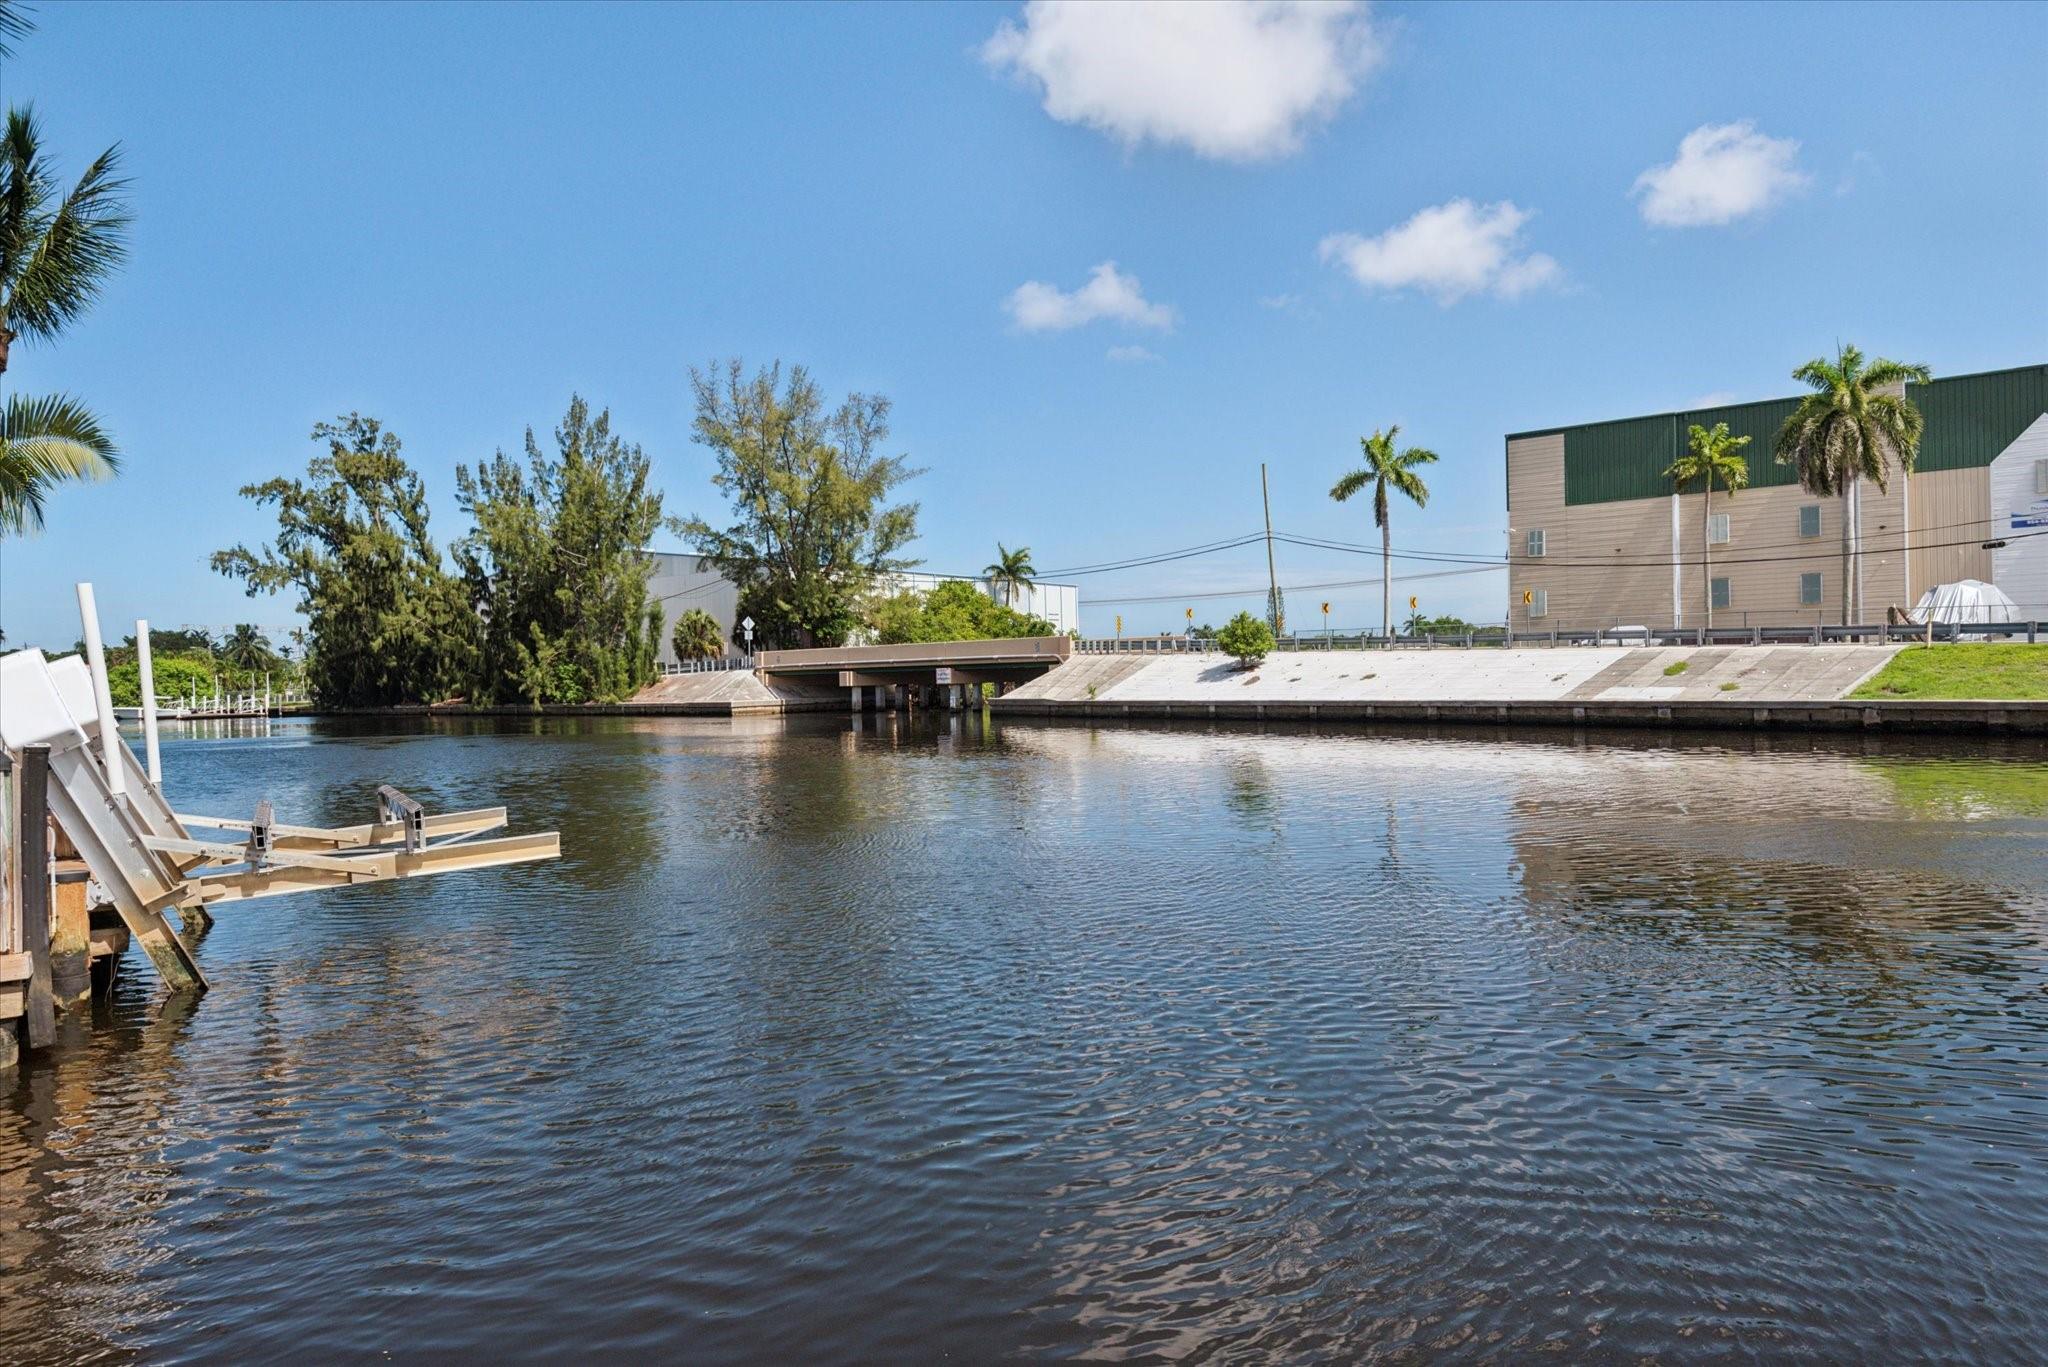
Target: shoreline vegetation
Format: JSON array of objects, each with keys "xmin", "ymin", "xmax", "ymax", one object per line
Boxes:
[
  {"xmin": 208, "ymin": 364, "xmax": 1055, "ymax": 711},
  {"xmin": 1849, "ymin": 644, "xmax": 2048, "ymax": 701}
]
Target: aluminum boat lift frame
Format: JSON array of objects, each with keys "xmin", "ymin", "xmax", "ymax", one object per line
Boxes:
[{"xmin": 0, "ymin": 586, "xmax": 560, "ymax": 995}]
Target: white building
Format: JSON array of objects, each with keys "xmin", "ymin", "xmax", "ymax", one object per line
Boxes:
[{"xmin": 643, "ymin": 552, "xmax": 1080, "ymax": 665}]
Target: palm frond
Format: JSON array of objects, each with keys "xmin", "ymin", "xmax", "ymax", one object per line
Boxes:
[
  {"xmin": 0, "ymin": 3, "xmax": 35, "ymax": 61},
  {"xmin": 0, "ymin": 105, "xmax": 50, "ymax": 291},
  {"xmin": 1329, "ymin": 468, "xmax": 1372, "ymax": 503},
  {"xmin": 8, "ymin": 140, "xmax": 130, "ymax": 342},
  {"xmin": 0, "ymin": 391, "xmax": 120, "ymax": 533},
  {"xmin": 1860, "ymin": 357, "xmax": 1931, "ymax": 389},
  {"xmin": 1389, "ymin": 463, "xmax": 1431, "ymax": 508}
]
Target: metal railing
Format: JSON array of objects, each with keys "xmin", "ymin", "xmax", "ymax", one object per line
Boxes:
[
  {"xmin": 656, "ymin": 654, "xmax": 755, "ymax": 676},
  {"xmin": 1078, "ymin": 621, "xmax": 2044, "ymax": 653}
]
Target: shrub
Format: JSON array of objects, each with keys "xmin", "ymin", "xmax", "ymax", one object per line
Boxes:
[
  {"xmin": 671, "ymin": 608, "xmax": 725, "ymax": 661},
  {"xmin": 1216, "ymin": 611, "xmax": 1275, "ymax": 669}
]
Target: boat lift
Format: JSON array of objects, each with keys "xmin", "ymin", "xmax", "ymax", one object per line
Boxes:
[{"xmin": 0, "ymin": 585, "xmax": 560, "ymax": 995}]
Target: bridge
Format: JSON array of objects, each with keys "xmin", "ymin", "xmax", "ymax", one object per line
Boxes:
[{"xmin": 756, "ymin": 636, "xmax": 1072, "ymax": 711}]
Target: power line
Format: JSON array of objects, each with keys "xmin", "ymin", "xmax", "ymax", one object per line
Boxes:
[
  {"xmin": 1091, "ymin": 564, "xmax": 1500, "ymax": 607},
  {"xmin": 1271, "ymin": 526, "xmax": 2047, "ymax": 572},
  {"xmin": 1286, "ymin": 509, "xmax": 2015, "ymax": 564}
]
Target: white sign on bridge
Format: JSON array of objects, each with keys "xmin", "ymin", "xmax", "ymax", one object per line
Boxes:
[{"xmin": 934, "ymin": 667, "xmax": 953, "ymax": 684}]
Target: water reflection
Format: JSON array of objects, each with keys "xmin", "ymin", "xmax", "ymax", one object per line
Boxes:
[{"xmin": 1, "ymin": 715, "xmax": 2043, "ymax": 1360}]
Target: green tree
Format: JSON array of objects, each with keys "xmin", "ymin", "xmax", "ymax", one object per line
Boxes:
[
  {"xmin": 984, "ymin": 543, "xmax": 1036, "ymax": 609},
  {"xmin": 1216, "ymin": 610, "xmax": 1274, "ymax": 669},
  {"xmin": 868, "ymin": 578, "xmax": 1053, "ymax": 644},
  {"xmin": 1774, "ymin": 345, "xmax": 1930, "ymax": 623},
  {"xmin": 670, "ymin": 607, "xmax": 724, "ymax": 662},
  {"xmin": 134, "ymin": 625, "xmax": 215, "ymax": 655},
  {"xmin": 674, "ymin": 360, "xmax": 921, "ymax": 650},
  {"xmin": 213, "ymin": 414, "xmax": 473, "ymax": 707},
  {"xmin": 107, "ymin": 651, "xmax": 216, "ymax": 708},
  {"xmin": 454, "ymin": 396, "xmax": 664, "ymax": 704},
  {"xmin": 0, "ymin": 393, "xmax": 116, "ymax": 532},
  {"xmin": 1331, "ymin": 426, "xmax": 1437, "ymax": 644},
  {"xmin": 0, "ymin": 101, "xmax": 131, "ymax": 532},
  {"xmin": 218, "ymin": 623, "xmax": 277, "ymax": 672},
  {"xmin": 1664, "ymin": 421, "xmax": 1751, "ymax": 629}
]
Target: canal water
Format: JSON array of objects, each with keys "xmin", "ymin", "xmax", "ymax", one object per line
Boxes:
[{"xmin": 3, "ymin": 715, "xmax": 2046, "ymax": 1361}]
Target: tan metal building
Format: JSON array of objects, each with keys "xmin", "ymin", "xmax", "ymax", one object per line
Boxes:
[{"xmin": 1505, "ymin": 364, "xmax": 2048, "ymax": 630}]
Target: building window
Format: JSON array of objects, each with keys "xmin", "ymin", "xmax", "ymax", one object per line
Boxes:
[
  {"xmin": 1706, "ymin": 513, "xmax": 1731, "ymax": 545},
  {"xmin": 1799, "ymin": 504, "xmax": 1821, "ymax": 538},
  {"xmin": 1711, "ymin": 577, "xmax": 1731, "ymax": 610},
  {"xmin": 1529, "ymin": 588, "xmax": 1548, "ymax": 619},
  {"xmin": 1525, "ymin": 529, "xmax": 1546, "ymax": 558},
  {"xmin": 2036, "ymin": 460, "xmax": 2048, "ymax": 496},
  {"xmin": 1800, "ymin": 572, "xmax": 1823, "ymax": 606}
]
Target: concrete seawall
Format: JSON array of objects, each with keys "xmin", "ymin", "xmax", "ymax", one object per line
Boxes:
[{"xmin": 991, "ymin": 648, "xmax": 2048, "ymax": 736}]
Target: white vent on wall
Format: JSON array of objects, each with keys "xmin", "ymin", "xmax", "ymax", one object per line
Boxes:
[
  {"xmin": 1529, "ymin": 588, "xmax": 1548, "ymax": 619},
  {"xmin": 2036, "ymin": 459, "xmax": 2048, "ymax": 496},
  {"xmin": 1707, "ymin": 514, "xmax": 1731, "ymax": 545}
]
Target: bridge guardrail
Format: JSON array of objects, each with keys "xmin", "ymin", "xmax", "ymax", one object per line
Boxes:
[{"xmin": 1077, "ymin": 621, "xmax": 2043, "ymax": 653}]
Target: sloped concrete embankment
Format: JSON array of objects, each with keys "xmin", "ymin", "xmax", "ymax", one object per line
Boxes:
[
  {"xmin": 992, "ymin": 647, "xmax": 2048, "ymax": 735},
  {"xmin": 627, "ymin": 669, "xmax": 846, "ymax": 714}
]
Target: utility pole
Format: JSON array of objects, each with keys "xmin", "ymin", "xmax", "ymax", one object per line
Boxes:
[{"xmin": 1261, "ymin": 462, "xmax": 1281, "ymax": 635}]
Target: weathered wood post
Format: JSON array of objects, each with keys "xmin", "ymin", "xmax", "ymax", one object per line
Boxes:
[
  {"xmin": 18, "ymin": 746, "xmax": 56, "ymax": 1050},
  {"xmin": 48, "ymin": 823, "xmax": 90, "ymax": 1006}
]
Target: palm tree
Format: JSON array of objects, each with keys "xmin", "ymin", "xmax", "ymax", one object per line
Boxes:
[
  {"xmin": 1, "ymin": 106, "xmax": 130, "ymax": 378},
  {"xmin": 1663, "ymin": 421, "xmax": 1750, "ymax": 630},
  {"xmin": 1774, "ymin": 345, "xmax": 1930, "ymax": 623},
  {"xmin": 1330, "ymin": 427, "xmax": 1437, "ymax": 644},
  {"xmin": 670, "ymin": 607, "xmax": 724, "ymax": 662},
  {"xmin": 0, "ymin": 392, "xmax": 117, "ymax": 532},
  {"xmin": 0, "ymin": 104, "xmax": 131, "ymax": 531},
  {"xmin": 984, "ymin": 542, "xmax": 1036, "ymax": 610},
  {"xmin": 219, "ymin": 624, "xmax": 275, "ymax": 672}
]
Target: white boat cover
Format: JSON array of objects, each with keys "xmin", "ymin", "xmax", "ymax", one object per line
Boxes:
[{"xmin": 1909, "ymin": 579, "xmax": 2022, "ymax": 625}]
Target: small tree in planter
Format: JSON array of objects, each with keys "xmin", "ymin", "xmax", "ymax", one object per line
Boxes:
[{"xmin": 1216, "ymin": 610, "xmax": 1274, "ymax": 669}]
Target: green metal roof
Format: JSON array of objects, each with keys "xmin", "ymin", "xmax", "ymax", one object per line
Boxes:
[{"xmin": 1514, "ymin": 363, "xmax": 2047, "ymax": 507}]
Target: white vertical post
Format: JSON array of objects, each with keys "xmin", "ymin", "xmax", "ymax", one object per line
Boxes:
[
  {"xmin": 135, "ymin": 617, "xmax": 163, "ymax": 786},
  {"xmin": 74, "ymin": 583, "xmax": 126, "ymax": 797}
]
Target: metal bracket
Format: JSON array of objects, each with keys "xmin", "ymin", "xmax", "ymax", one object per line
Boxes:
[
  {"xmin": 376, "ymin": 785, "xmax": 426, "ymax": 854},
  {"xmin": 244, "ymin": 798, "xmax": 274, "ymax": 868}
]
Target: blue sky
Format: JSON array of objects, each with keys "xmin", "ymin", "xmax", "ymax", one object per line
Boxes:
[{"xmin": 2, "ymin": 0, "xmax": 2044, "ymax": 645}]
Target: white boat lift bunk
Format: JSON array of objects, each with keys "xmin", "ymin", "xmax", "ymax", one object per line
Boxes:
[{"xmin": 0, "ymin": 584, "xmax": 560, "ymax": 998}]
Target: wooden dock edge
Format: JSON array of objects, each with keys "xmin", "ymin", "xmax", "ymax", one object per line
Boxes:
[{"xmin": 986, "ymin": 697, "xmax": 2048, "ymax": 736}]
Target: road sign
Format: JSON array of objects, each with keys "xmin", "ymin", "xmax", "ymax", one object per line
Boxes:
[
  {"xmin": 1321, "ymin": 602, "xmax": 1330, "ymax": 615},
  {"xmin": 1115, "ymin": 614, "xmax": 1123, "ymax": 636},
  {"xmin": 1409, "ymin": 596, "xmax": 1418, "ymax": 610},
  {"xmin": 935, "ymin": 667, "xmax": 952, "ymax": 684},
  {"xmin": 1523, "ymin": 589, "xmax": 1533, "ymax": 605}
]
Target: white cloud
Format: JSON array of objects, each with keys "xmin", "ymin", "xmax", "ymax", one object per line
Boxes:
[
  {"xmin": 1632, "ymin": 121, "xmax": 1808, "ymax": 227},
  {"xmin": 1106, "ymin": 344, "xmax": 1161, "ymax": 363},
  {"xmin": 1318, "ymin": 199, "xmax": 1561, "ymax": 304},
  {"xmin": 1686, "ymin": 391, "xmax": 1738, "ymax": 409},
  {"xmin": 982, "ymin": 0, "xmax": 1385, "ymax": 163},
  {"xmin": 1004, "ymin": 262, "xmax": 1176, "ymax": 333}
]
